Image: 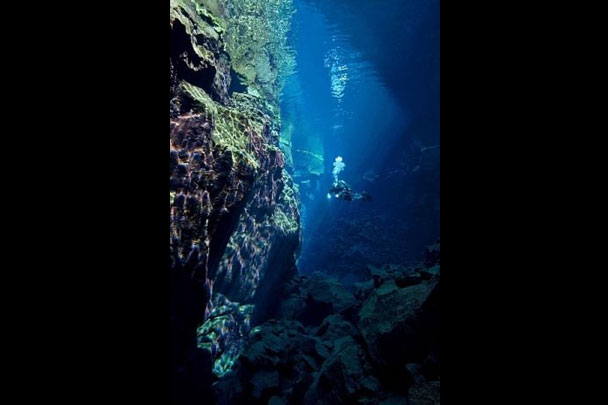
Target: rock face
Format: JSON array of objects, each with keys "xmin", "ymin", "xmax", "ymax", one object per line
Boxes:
[{"xmin": 169, "ymin": 0, "xmax": 300, "ymax": 396}]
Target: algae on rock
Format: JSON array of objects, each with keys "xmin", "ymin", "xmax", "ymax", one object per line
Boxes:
[
  {"xmin": 170, "ymin": 0, "xmax": 300, "ymax": 382},
  {"xmin": 223, "ymin": 0, "xmax": 296, "ymax": 109}
]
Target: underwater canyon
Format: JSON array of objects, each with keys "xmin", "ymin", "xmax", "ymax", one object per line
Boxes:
[{"xmin": 169, "ymin": 0, "xmax": 440, "ymax": 403}]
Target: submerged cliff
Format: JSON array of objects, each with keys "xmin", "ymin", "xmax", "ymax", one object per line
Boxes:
[{"xmin": 169, "ymin": 0, "xmax": 300, "ymax": 397}]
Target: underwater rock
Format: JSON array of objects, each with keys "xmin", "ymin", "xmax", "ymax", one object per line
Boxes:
[
  {"xmin": 212, "ymin": 319, "xmax": 321, "ymax": 404},
  {"xmin": 251, "ymin": 370, "xmax": 280, "ymax": 399},
  {"xmin": 223, "ymin": 0, "xmax": 296, "ymax": 111},
  {"xmin": 305, "ymin": 335, "xmax": 380, "ymax": 404},
  {"xmin": 366, "ymin": 264, "xmax": 424, "ymax": 289},
  {"xmin": 277, "ymin": 272, "xmax": 357, "ymax": 326},
  {"xmin": 421, "ymin": 352, "xmax": 440, "ymax": 381},
  {"xmin": 212, "ymin": 243, "xmax": 440, "ymax": 404},
  {"xmin": 268, "ymin": 396, "xmax": 288, "ymax": 405},
  {"xmin": 306, "ymin": 272, "xmax": 357, "ymax": 315},
  {"xmin": 357, "ymin": 267, "xmax": 440, "ymax": 391},
  {"xmin": 314, "ymin": 314, "xmax": 360, "ymax": 343},
  {"xmin": 170, "ymin": 0, "xmax": 231, "ymax": 105},
  {"xmin": 419, "ymin": 265, "xmax": 440, "ymax": 281},
  {"xmin": 169, "ymin": 0, "xmax": 440, "ymax": 403},
  {"xmin": 424, "ymin": 241, "xmax": 440, "ymax": 267},
  {"xmin": 406, "ymin": 363, "xmax": 427, "ymax": 386},
  {"xmin": 170, "ymin": 0, "xmax": 300, "ymax": 382},
  {"xmin": 354, "ymin": 279, "xmax": 375, "ymax": 301},
  {"xmin": 216, "ymin": 315, "xmax": 377, "ymax": 404},
  {"xmin": 242, "ymin": 320, "xmax": 321, "ymax": 369},
  {"xmin": 408, "ymin": 381, "xmax": 440, "ymax": 405},
  {"xmin": 293, "ymin": 146, "xmax": 325, "ymax": 178},
  {"xmin": 314, "ymin": 340, "xmax": 331, "ymax": 359}
]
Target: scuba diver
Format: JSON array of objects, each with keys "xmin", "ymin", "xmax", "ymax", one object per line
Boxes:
[
  {"xmin": 328, "ymin": 156, "xmax": 372, "ymax": 201},
  {"xmin": 329, "ymin": 180, "xmax": 372, "ymax": 201}
]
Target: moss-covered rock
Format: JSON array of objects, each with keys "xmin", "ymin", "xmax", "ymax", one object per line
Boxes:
[
  {"xmin": 170, "ymin": 0, "xmax": 232, "ymax": 104},
  {"xmin": 170, "ymin": 0, "xmax": 300, "ymax": 384},
  {"xmin": 223, "ymin": 0, "xmax": 296, "ymax": 109}
]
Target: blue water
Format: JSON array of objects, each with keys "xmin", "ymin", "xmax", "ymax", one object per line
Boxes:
[{"xmin": 283, "ymin": 0, "xmax": 440, "ymax": 286}]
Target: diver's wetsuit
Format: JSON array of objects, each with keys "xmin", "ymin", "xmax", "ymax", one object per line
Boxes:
[{"xmin": 329, "ymin": 180, "xmax": 371, "ymax": 201}]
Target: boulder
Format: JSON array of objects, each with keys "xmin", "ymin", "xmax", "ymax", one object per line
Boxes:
[
  {"xmin": 354, "ymin": 279, "xmax": 374, "ymax": 301},
  {"xmin": 305, "ymin": 336, "xmax": 379, "ymax": 404},
  {"xmin": 278, "ymin": 272, "xmax": 357, "ymax": 326},
  {"xmin": 250, "ymin": 370, "xmax": 280, "ymax": 399},
  {"xmin": 424, "ymin": 242, "xmax": 440, "ymax": 267},
  {"xmin": 408, "ymin": 381, "xmax": 440, "ymax": 405},
  {"xmin": 315, "ymin": 314, "xmax": 360, "ymax": 342},
  {"xmin": 268, "ymin": 396, "xmax": 288, "ymax": 405},
  {"xmin": 357, "ymin": 271, "xmax": 440, "ymax": 387}
]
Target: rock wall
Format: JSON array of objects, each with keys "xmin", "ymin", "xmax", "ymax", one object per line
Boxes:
[{"xmin": 169, "ymin": 0, "xmax": 300, "ymax": 395}]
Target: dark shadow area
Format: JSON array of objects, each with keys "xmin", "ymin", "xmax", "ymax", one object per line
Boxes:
[
  {"xmin": 170, "ymin": 20, "xmax": 217, "ymax": 97},
  {"xmin": 229, "ymin": 69, "xmax": 248, "ymax": 96}
]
